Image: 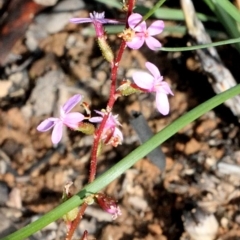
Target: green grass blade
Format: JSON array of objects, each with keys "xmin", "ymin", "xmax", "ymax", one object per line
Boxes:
[
  {"xmin": 141, "ymin": 0, "xmax": 166, "ymax": 21},
  {"xmin": 83, "ymin": 25, "xmax": 227, "ymax": 39},
  {"xmin": 135, "ymin": 6, "xmax": 217, "ymax": 22},
  {"xmin": 94, "ymin": 0, "xmax": 122, "ymax": 8},
  {"xmin": 3, "ymin": 84, "xmax": 240, "ymax": 240},
  {"xmin": 203, "ymin": 0, "xmax": 240, "ymax": 53},
  {"xmin": 160, "ymin": 37, "xmax": 240, "ymax": 51},
  {"xmin": 94, "ymin": 0, "xmax": 217, "ymax": 22},
  {"xmin": 217, "ymin": 0, "xmax": 240, "ymax": 23}
]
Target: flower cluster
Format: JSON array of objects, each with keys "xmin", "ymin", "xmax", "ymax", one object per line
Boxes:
[
  {"xmin": 90, "ymin": 110, "xmax": 123, "ymax": 147},
  {"xmin": 37, "ymin": 95, "xmax": 123, "ymax": 146},
  {"xmin": 37, "ymin": 11, "xmax": 173, "ymax": 143},
  {"xmin": 36, "ymin": 9, "xmax": 174, "ymax": 239}
]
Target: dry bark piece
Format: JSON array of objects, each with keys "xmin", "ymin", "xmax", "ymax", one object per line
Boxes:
[{"xmin": 181, "ymin": 0, "xmax": 240, "ymax": 117}]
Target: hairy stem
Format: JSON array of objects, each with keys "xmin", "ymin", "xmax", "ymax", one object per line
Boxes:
[
  {"xmin": 65, "ymin": 203, "xmax": 88, "ymax": 240},
  {"xmin": 66, "ymin": 1, "xmax": 135, "ymax": 238}
]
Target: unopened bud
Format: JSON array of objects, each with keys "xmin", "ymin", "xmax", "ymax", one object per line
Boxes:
[
  {"xmin": 62, "ymin": 206, "xmax": 79, "ymax": 223},
  {"xmin": 78, "ymin": 122, "xmax": 95, "ymax": 135},
  {"xmin": 95, "ymin": 193, "xmax": 122, "ymax": 220},
  {"xmin": 97, "ymin": 37, "xmax": 114, "ymax": 64},
  {"xmin": 84, "ymin": 195, "xmax": 95, "ymax": 205},
  {"xmin": 117, "ymin": 79, "xmax": 143, "ymax": 96}
]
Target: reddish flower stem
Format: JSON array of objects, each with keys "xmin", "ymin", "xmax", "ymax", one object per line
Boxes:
[
  {"xmin": 65, "ymin": 203, "xmax": 88, "ymax": 240},
  {"xmin": 65, "ymin": 1, "xmax": 135, "ymax": 239},
  {"xmin": 88, "ymin": 0, "xmax": 134, "ymax": 182}
]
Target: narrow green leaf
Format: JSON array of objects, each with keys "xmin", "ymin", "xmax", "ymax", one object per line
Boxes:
[
  {"xmin": 160, "ymin": 37, "xmax": 240, "ymax": 52},
  {"xmin": 135, "ymin": 6, "xmax": 217, "ymax": 22},
  {"xmin": 141, "ymin": 0, "xmax": 166, "ymax": 21},
  {"xmin": 217, "ymin": 0, "xmax": 240, "ymax": 23},
  {"xmin": 3, "ymin": 84, "xmax": 240, "ymax": 240},
  {"xmin": 83, "ymin": 25, "xmax": 226, "ymax": 40},
  {"xmin": 94, "ymin": 0, "xmax": 122, "ymax": 8},
  {"xmin": 94, "ymin": 0, "xmax": 217, "ymax": 22},
  {"xmin": 203, "ymin": 0, "xmax": 240, "ymax": 53}
]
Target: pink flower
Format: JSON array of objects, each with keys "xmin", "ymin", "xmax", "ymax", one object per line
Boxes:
[
  {"xmin": 70, "ymin": 11, "xmax": 119, "ymax": 24},
  {"xmin": 37, "ymin": 94, "xmax": 85, "ymax": 144},
  {"xmin": 126, "ymin": 13, "xmax": 164, "ymax": 51},
  {"xmin": 70, "ymin": 11, "xmax": 119, "ymax": 37},
  {"xmin": 89, "ymin": 110, "xmax": 123, "ymax": 147},
  {"xmin": 132, "ymin": 62, "xmax": 173, "ymax": 115}
]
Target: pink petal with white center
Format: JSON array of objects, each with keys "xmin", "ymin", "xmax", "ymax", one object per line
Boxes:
[
  {"xmin": 145, "ymin": 62, "xmax": 161, "ymax": 80},
  {"xmin": 89, "ymin": 116, "xmax": 103, "ymax": 123},
  {"xmin": 145, "ymin": 36, "xmax": 162, "ymax": 51},
  {"xmin": 37, "ymin": 118, "xmax": 58, "ymax": 132},
  {"xmin": 63, "ymin": 112, "xmax": 84, "ymax": 129},
  {"xmin": 52, "ymin": 121, "xmax": 63, "ymax": 144},
  {"xmin": 147, "ymin": 20, "xmax": 164, "ymax": 36},
  {"xmin": 156, "ymin": 92, "xmax": 170, "ymax": 115},
  {"xmin": 126, "ymin": 36, "xmax": 144, "ymax": 49},
  {"xmin": 62, "ymin": 94, "xmax": 82, "ymax": 114},
  {"xmin": 128, "ymin": 13, "xmax": 146, "ymax": 32},
  {"xmin": 132, "ymin": 71, "xmax": 154, "ymax": 90}
]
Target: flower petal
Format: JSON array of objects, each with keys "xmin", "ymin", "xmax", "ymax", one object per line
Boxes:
[
  {"xmin": 145, "ymin": 62, "xmax": 161, "ymax": 80},
  {"xmin": 128, "ymin": 13, "xmax": 146, "ymax": 32},
  {"xmin": 51, "ymin": 121, "xmax": 63, "ymax": 144},
  {"xmin": 114, "ymin": 127, "xmax": 123, "ymax": 141},
  {"xmin": 89, "ymin": 116, "xmax": 103, "ymax": 123},
  {"xmin": 37, "ymin": 118, "xmax": 58, "ymax": 132},
  {"xmin": 147, "ymin": 20, "xmax": 164, "ymax": 36},
  {"xmin": 94, "ymin": 110, "xmax": 104, "ymax": 116},
  {"xmin": 155, "ymin": 92, "xmax": 170, "ymax": 115},
  {"xmin": 70, "ymin": 18, "xmax": 93, "ymax": 24},
  {"xmin": 126, "ymin": 36, "xmax": 144, "ymax": 49},
  {"xmin": 62, "ymin": 94, "xmax": 82, "ymax": 114},
  {"xmin": 159, "ymin": 81, "xmax": 174, "ymax": 95},
  {"xmin": 132, "ymin": 71, "xmax": 155, "ymax": 90},
  {"xmin": 145, "ymin": 36, "xmax": 162, "ymax": 51},
  {"xmin": 90, "ymin": 11, "xmax": 105, "ymax": 20},
  {"xmin": 63, "ymin": 112, "xmax": 84, "ymax": 129}
]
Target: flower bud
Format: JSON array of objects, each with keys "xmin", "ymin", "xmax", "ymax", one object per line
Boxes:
[
  {"xmin": 62, "ymin": 206, "xmax": 79, "ymax": 223},
  {"xmin": 78, "ymin": 122, "xmax": 95, "ymax": 135},
  {"xmin": 95, "ymin": 193, "xmax": 122, "ymax": 220},
  {"xmin": 117, "ymin": 79, "xmax": 143, "ymax": 96},
  {"xmin": 97, "ymin": 37, "xmax": 114, "ymax": 64}
]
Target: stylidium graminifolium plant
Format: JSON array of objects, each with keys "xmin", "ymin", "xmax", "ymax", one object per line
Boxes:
[{"xmin": 37, "ymin": 2, "xmax": 173, "ymax": 239}]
